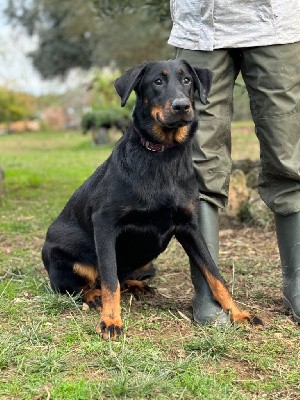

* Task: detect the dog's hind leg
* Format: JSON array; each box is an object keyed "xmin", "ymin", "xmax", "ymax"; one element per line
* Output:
[
  {"xmin": 175, "ymin": 226, "xmax": 263, "ymax": 327},
  {"xmin": 121, "ymin": 279, "xmax": 155, "ymax": 298},
  {"xmin": 121, "ymin": 262, "xmax": 156, "ymax": 298},
  {"xmin": 46, "ymin": 259, "xmax": 102, "ymax": 310},
  {"xmin": 46, "ymin": 260, "xmax": 84, "ymax": 295},
  {"xmin": 73, "ymin": 263, "xmax": 102, "ymax": 309},
  {"xmin": 126, "ymin": 263, "xmax": 156, "ymax": 281}
]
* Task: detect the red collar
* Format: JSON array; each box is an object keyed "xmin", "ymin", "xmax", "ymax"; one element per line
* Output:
[{"xmin": 138, "ymin": 132, "xmax": 176, "ymax": 152}]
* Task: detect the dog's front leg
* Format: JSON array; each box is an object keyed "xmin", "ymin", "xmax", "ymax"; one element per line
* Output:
[
  {"xmin": 175, "ymin": 226, "xmax": 263, "ymax": 326},
  {"xmin": 93, "ymin": 220, "xmax": 123, "ymax": 340}
]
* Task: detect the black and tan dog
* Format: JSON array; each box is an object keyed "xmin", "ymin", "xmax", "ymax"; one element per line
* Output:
[{"xmin": 42, "ymin": 60, "xmax": 262, "ymax": 339}]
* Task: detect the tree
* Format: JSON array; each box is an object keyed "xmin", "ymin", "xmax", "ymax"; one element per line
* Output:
[
  {"xmin": 6, "ymin": 0, "xmax": 172, "ymax": 78},
  {"xmin": 81, "ymin": 69, "xmax": 135, "ymax": 144},
  {"xmin": 0, "ymin": 87, "xmax": 36, "ymax": 122}
]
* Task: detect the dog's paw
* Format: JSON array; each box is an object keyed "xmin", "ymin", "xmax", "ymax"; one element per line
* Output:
[
  {"xmin": 82, "ymin": 288, "xmax": 102, "ymax": 310},
  {"xmin": 96, "ymin": 318, "xmax": 123, "ymax": 340},
  {"xmin": 230, "ymin": 310, "xmax": 264, "ymax": 328},
  {"xmin": 249, "ymin": 315, "xmax": 264, "ymax": 328},
  {"xmin": 87, "ymin": 296, "xmax": 102, "ymax": 310},
  {"xmin": 122, "ymin": 279, "xmax": 155, "ymax": 299}
]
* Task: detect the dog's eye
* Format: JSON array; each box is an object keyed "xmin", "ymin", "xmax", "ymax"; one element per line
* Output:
[
  {"xmin": 154, "ymin": 78, "xmax": 163, "ymax": 85},
  {"xmin": 183, "ymin": 77, "xmax": 191, "ymax": 84}
]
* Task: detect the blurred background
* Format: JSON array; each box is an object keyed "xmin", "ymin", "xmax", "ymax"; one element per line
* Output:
[
  {"xmin": 0, "ymin": 0, "xmax": 171, "ymax": 136},
  {"xmin": 0, "ymin": 0, "xmax": 251, "ymax": 138}
]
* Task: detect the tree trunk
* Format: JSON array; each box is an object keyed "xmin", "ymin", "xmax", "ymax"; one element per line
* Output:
[{"xmin": 92, "ymin": 128, "xmax": 109, "ymax": 145}]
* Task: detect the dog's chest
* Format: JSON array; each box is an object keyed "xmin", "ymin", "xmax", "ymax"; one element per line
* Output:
[{"xmin": 119, "ymin": 202, "xmax": 194, "ymax": 234}]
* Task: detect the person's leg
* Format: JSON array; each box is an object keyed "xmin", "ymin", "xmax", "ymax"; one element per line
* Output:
[
  {"xmin": 176, "ymin": 48, "xmax": 238, "ymax": 323},
  {"xmin": 242, "ymin": 42, "xmax": 300, "ymax": 321},
  {"xmin": 274, "ymin": 212, "xmax": 300, "ymax": 322},
  {"xmin": 192, "ymin": 200, "xmax": 228, "ymax": 323}
]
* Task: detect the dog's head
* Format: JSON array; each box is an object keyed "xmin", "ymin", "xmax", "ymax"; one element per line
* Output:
[{"xmin": 115, "ymin": 60, "xmax": 212, "ymax": 144}]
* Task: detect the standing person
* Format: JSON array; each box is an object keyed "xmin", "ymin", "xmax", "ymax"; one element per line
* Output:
[{"xmin": 168, "ymin": 1, "xmax": 300, "ymax": 324}]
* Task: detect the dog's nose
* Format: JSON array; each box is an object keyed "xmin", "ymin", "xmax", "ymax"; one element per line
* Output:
[{"xmin": 172, "ymin": 99, "xmax": 191, "ymax": 114}]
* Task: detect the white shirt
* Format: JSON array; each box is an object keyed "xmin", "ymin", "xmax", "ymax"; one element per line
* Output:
[{"xmin": 168, "ymin": 0, "xmax": 300, "ymax": 51}]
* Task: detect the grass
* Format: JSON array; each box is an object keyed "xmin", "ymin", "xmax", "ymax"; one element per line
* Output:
[{"xmin": 0, "ymin": 125, "xmax": 299, "ymax": 399}]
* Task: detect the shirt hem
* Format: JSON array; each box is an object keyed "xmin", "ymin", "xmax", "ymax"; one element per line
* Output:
[{"xmin": 168, "ymin": 35, "xmax": 300, "ymax": 52}]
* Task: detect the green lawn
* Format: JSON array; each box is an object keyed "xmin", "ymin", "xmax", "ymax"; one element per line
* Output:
[{"xmin": 0, "ymin": 127, "xmax": 299, "ymax": 399}]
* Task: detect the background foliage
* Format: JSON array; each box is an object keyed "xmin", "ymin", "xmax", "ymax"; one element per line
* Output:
[
  {"xmin": 0, "ymin": 87, "xmax": 37, "ymax": 122},
  {"xmin": 81, "ymin": 70, "xmax": 135, "ymax": 134},
  {"xmin": 5, "ymin": 0, "xmax": 251, "ymax": 121},
  {"xmin": 6, "ymin": 0, "xmax": 172, "ymax": 78}
]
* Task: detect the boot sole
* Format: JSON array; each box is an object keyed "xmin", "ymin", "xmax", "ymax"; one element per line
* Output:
[{"xmin": 283, "ymin": 296, "xmax": 300, "ymax": 323}]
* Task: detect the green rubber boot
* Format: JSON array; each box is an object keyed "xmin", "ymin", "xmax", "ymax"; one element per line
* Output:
[
  {"xmin": 190, "ymin": 200, "xmax": 230, "ymax": 324},
  {"xmin": 275, "ymin": 211, "xmax": 300, "ymax": 323}
]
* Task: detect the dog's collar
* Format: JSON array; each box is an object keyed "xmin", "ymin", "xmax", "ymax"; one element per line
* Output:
[{"xmin": 137, "ymin": 131, "xmax": 176, "ymax": 152}]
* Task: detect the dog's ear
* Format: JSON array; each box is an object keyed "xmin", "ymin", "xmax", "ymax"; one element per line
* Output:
[
  {"xmin": 114, "ymin": 64, "xmax": 147, "ymax": 107},
  {"xmin": 193, "ymin": 67, "xmax": 213, "ymax": 104},
  {"xmin": 181, "ymin": 60, "xmax": 213, "ymax": 105}
]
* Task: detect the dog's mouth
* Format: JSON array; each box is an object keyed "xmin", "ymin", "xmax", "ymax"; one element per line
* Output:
[{"xmin": 155, "ymin": 113, "xmax": 193, "ymax": 129}]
